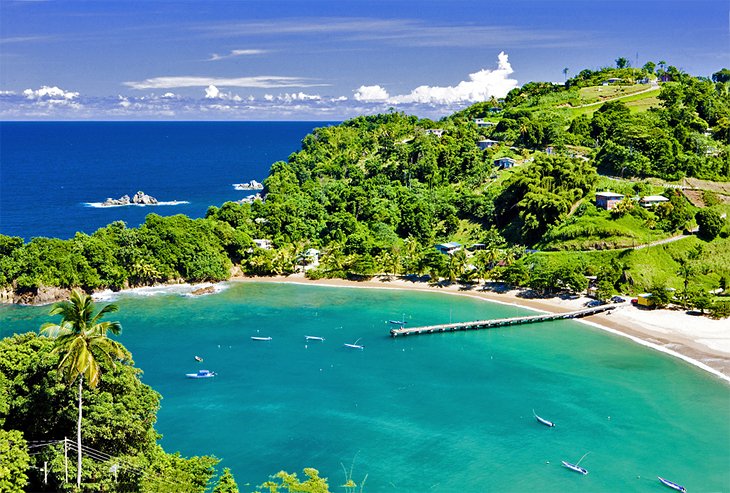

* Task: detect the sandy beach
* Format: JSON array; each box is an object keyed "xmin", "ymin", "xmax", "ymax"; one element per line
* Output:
[{"xmin": 231, "ymin": 273, "xmax": 730, "ymax": 383}]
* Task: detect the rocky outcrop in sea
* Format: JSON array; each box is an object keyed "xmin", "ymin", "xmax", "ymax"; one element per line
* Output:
[
  {"xmin": 233, "ymin": 180, "xmax": 264, "ymax": 191},
  {"xmin": 102, "ymin": 191, "xmax": 158, "ymax": 206}
]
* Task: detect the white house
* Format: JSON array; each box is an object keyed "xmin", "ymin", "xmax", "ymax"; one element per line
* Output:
[
  {"xmin": 494, "ymin": 157, "xmax": 517, "ymax": 169},
  {"xmin": 477, "ymin": 139, "xmax": 499, "ymax": 150},
  {"xmin": 252, "ymin": 239, "xmax": 272, "ymax": 250},
  {"xmin": 425, "ymin": 129, "xmax": 444, "ymax": 137},
  {"xmin": 595, "ymin": 191, "xmax": 625, "ymax": 210},
  {"xmin": 640, "ymin": 195, "xmax": 670, "ymax": 208},
  {"xmin": 435, "ymin": 242, "xmax": 462, "ymax": 255},
  {"xmin": 474, "ymin": 119, "xmax": 496, "ymax": 128}
]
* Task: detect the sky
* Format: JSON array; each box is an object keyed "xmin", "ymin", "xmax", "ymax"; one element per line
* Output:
[{"xmin": 1, "ymin": 0, "xmax": 728, "ymax": 121}]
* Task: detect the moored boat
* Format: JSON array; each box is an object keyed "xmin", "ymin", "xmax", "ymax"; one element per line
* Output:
[
  {"xmin": 533, "ymin": 410, "xmax": 555, "ymax": 427},
  {"xmin": 194, "ymin": 355, "xmax": 203, "ymax": 362},
  {"xmin": 561, "ymin": 461, "xmax": 588, "ymax": 475},
  {"xmin": 186, "ymin": 369, "xmax": 216, "ymax": 379},
  {"xmin": 251, "ymin": 336, "xmax": 272, "ymax": 341},
  {"xmin": 305, "ymin": 335, "xmax": 325, "ymax": 341},
  {"xmin": 658, "ymin": 477, "xmax": 687, "ymax": 492},
  {"xmin": 388, "ymin": 320, "xmax": 407, "ymax": 325}
]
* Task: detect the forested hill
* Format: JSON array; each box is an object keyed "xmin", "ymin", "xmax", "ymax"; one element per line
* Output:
[{"xmin": 1, "ymin": 63, "xmax": 729, "ymax": 309}]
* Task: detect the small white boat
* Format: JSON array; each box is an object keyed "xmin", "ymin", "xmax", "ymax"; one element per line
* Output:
[
  {"xmin": 388, "ymin": 320, "xmax": 407, "ymax": 325},
  {"xmin": 251, "ymin": 336, "xmax": 272, "ymax": 341},
  {"xmin": 533, "ymin": 410, "xmax": 555, "ymax": 427},
  {"xmin": 305, "ymin": 335, "xmax": 325, "ymax": 341},
  {"xmin": 658, "ymin": 477, "xmax": 687, "ymax": 492},
  {"xmin": 561, "ymin": 461, "xmax": 588, "ymax": 475},
  {"xmin": 344, "ymin": 343, "xmax": 364, "ymax": 349},
  {"xmin": 194, "ymin": 355, "xmax": 203, "ymax": 362},
  {"xmin": 186, "ymin": 369, "xmax": 216, "ymax": 379}
]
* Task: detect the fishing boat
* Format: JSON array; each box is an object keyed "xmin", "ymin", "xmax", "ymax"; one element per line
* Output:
[
  {"xmin": 533, "ymin": 410, "xmax": 555, "ymax": 427},
  {"xmin": 305, "ymin": 335, "xmax": 325, "ymax": 341},
  {"xmin": 251, "ymin": 336, "xmax": 272, "ymax": 341},
  {"xmin": 344, "ymin": 338, "xmax": 364, "ymax": 349},
  {"xmin": 194, "ymin": 355, "xmax": 203, "ymax": 362},
  {"xmin": 562, "ymin": 452, "xmax": 589, "ymax": 475},
  {"xmin": 561, "ymin": 461, "xmax": 588, "ymax": 475},
  {"xmin": 185, "ymin": 369, "xmax": 216, "ymax": 379},
  {"xmin": 658, "ymin": 477, "xmax": 687, "ymax": 492},
  {"xmin": 388, "ymin": 319, "xmax": 407, "ymax": 325}
]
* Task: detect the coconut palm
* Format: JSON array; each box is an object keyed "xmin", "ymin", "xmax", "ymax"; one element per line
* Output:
[{"xmin": 40, "ymin": 289, "xmax": 128, "ymax": 488}]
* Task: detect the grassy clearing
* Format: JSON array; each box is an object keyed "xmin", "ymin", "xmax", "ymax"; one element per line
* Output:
[
  {"xmin": 578, "ymin": 84, "xmax": 653, "ymax": 104},
  {"xmin": 564, "ymin": 87, "xmax": 661, "ymax": 118},
  {"xmin": 534, "ymin": 236, "xmax": 729, "ymax": 294}
]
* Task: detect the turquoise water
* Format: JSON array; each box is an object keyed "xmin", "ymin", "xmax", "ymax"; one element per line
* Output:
[{"xmin": 2, "ymin": 282, "xmax": 729, "ymax": 492}]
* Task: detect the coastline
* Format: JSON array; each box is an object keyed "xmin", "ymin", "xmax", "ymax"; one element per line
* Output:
[{"xmin": 230, "ymin": 273, "xmax": 730, "ymax": 383}]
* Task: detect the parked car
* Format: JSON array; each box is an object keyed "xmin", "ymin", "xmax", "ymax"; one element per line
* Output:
[
  {"xmin": 584, "ymin": 299, "xmax": 603, "ymax": 307},
  {"xmin": 610, "ymin": 296, "xmax": 625, "ymax": 303}
]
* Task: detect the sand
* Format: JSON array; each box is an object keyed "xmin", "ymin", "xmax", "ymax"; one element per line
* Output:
[{"xmin": 231, "ymin": 273, "xmax": 730, "ymax": 383}]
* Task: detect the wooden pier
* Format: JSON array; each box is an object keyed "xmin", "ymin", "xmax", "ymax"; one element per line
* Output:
[{"xmin": 390, "ymin": 304, "xmax": 616, "ymax": 337}]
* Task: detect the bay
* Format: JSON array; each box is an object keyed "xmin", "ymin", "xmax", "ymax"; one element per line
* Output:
[{"xmin": 2, "ymin": 282, "xmax": 728, "ymax": 492}]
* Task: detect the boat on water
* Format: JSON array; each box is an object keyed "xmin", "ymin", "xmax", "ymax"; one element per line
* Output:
[
  {"xmin": 344, "ymin": 343, "xmax": 364, "ymax": 349},
  {"xmin": 251, "ymin": 336, "xmax": 272, "ymax": 341},
  {"xmin": 194, "ymin": 355, "xmax": 203, "ymax": 362},
  {"xmin": 533, "ymin": 410, "xmax": 555, "ymax": 427},
  {"xmin": 185, "ymin": 369, "xmax": 216, "ymax": 379},
  {"xmin": 658, "ymin": 477, "xmax": 687, "ymax": 492},
  {"xmin": 388, "ymin": 319, "xmax": 407, "ymax": 325},
  {"xmin": 305, "ymin": 335, "xmax": 325, "ymax": 341},
  {"xmin": 561, "ymin": 461, "xmax": 588, "ymax": 475}
]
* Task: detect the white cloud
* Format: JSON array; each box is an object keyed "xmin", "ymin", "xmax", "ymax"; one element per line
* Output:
[
  {"xmin": 118, "ymin": 95, "xmax": 131, "ymax": 108},
  {"xmin": 0, "ymin": 90, "xmax": 16, "ymax": 96},
  {"xmin": 207, "ymin": 49, "xmax": 268, "ymax": 61},
  {"xmin": 264, "ymin": 94, "xmax": 274, "ymax": 101},
  {"xmin": 356, "ymin": 52, "xmax": 518, "ymax": 105},
  {"xmin": 354, "ymin": 85, "xmax": 389, "ymax": 102},
  {"xmin": 23, "ymin": 85, "xmax": 79, "ymax": 100},
  {"xmin": 205, "ymin": 84, "xmax": 220, "ymax": 99},
  {"xmin": 204, "ymin": 84, "xmax": 242, "ymax": 101},
  {"xmin": 125, "ymin": 75, "xmax": 326, "ymax": 90}
]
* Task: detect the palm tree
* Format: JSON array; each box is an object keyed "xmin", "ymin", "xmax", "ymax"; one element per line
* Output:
[
  {"xmin": 562, "ymin": 67, "xmax": 569, "ymax": 82},
  {"xmin": 40, "ymin": 289, "xmax": 128, "ymax": 489}
]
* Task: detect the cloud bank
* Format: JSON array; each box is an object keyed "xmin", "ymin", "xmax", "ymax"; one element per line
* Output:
[
  {"xmin": 1, "ymin": 53, "xmax": 519, "ymax": 120},
  {"xmin": 355, "ymin": 52, "xmax": 518, "ymax": 104}
]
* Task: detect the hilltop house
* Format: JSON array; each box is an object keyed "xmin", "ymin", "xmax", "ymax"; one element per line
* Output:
[
  {"xmin": 477, "ymin": 139, "xmax": 499, "ymax": 150},
  {"xmin": 602, "ymin": 78, "xmax": 622, "ymax": 85},
  {"xmin": 435, "ymin": 242, "xmax": 461, "ymax": 255},
  {"xmin": 595, "ymin": 191, "xmax": 625, "ymax": 210},
  {"xmin": 425, "ymin": 129, "xmax": 444, "ymax": 137},
  {"xmin": 640, "ymin": 195, "xmax": 669, "ymax": 208},
  {"xmin": 494, "ymin": 157, "xmax": 517, "ymax": 169}
]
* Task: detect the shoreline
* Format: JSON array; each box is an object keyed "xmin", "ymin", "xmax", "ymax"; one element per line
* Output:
[{"xmin": 230, "ymin": 274, "xmax": 730, "ymax": 383}]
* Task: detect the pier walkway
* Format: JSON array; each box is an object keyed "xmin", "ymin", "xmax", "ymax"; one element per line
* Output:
[{"xmin": 390, "ymin": 304, "xmax": 616, "ymax": 337}]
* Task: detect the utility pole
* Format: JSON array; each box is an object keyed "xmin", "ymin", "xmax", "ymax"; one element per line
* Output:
[
  {"xmin": 43, "ymin": 461, "xmax": 48, "ymax": 484},
  {"xmin": 64, "ymin": 437, "xmax": 68, "ymax": 484}
]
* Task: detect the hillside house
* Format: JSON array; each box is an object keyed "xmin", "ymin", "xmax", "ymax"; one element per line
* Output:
[
  {"xmin": 477, "ymin": 139, "xmax": 499, "ymax": 150},
  {"xmin": 425, "ymin": 129, "xmax": 444, "ymax": 137},
  {"xmin": 252, "ymin": 239, "xmax": 272, "ymax": 250},
  {"xmin": 602, "ymin": 78, "xmax": 622, "ymax": 85},
  {"xmin": 640, "ymin": 195, "xmax": 669, "ymax": 208},
  {"xmin": 595, "ymin": 191, "xmax": 625, "ymax": 210},
  {"xmin": 494, "ymin": 157, "xmax": 517, "ymax": 169},
  {"xmin": 474, "ymin": 119, "xmax": 496, "ymax": 128},
  {"xmin": 435, "ymin": 242, "xmax": 461, "ymax": 255}
]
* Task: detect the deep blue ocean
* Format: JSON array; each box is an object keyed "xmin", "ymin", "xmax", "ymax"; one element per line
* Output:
[{"xmin": 0, "ymin": 121, "xmax": 333, "ymax": 240}]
